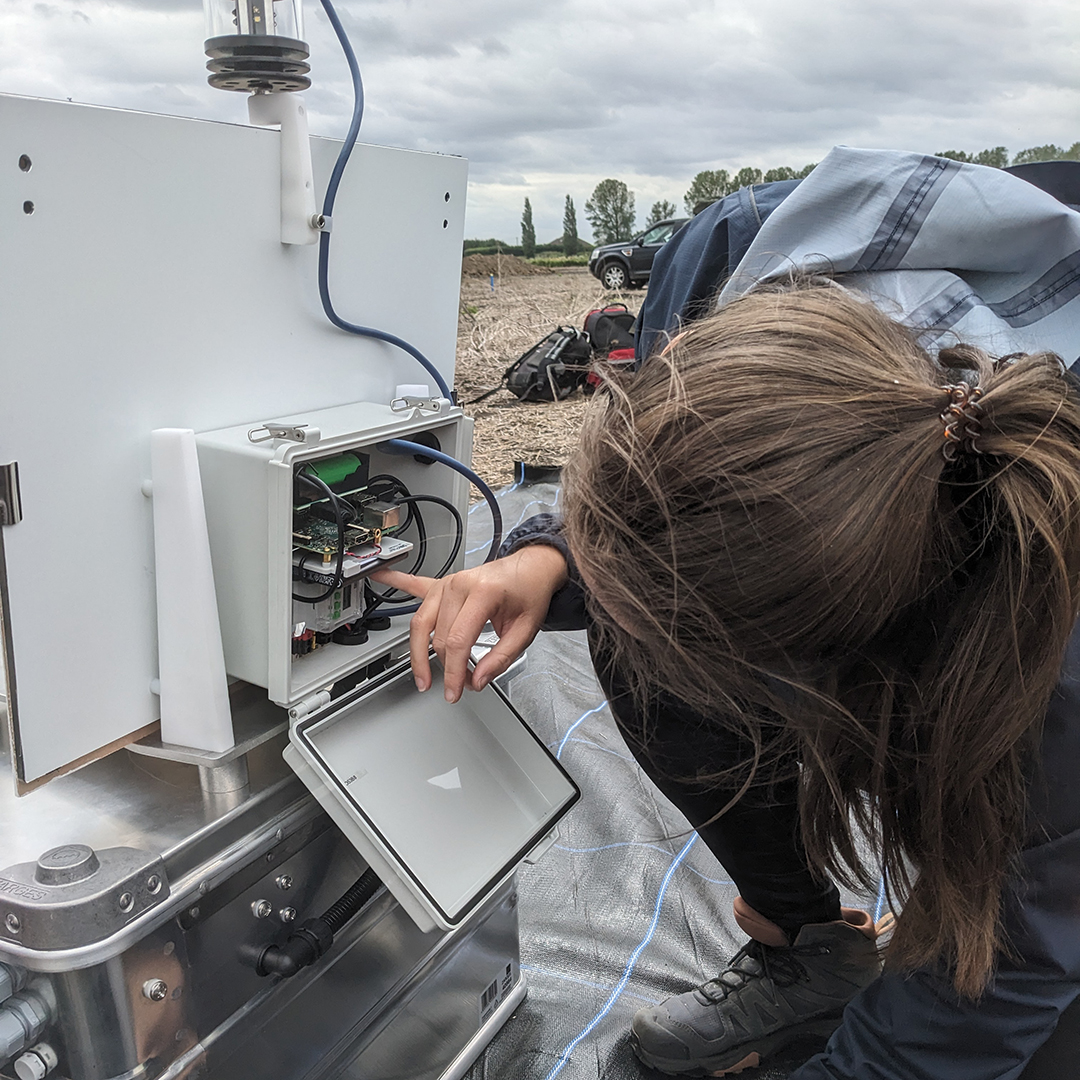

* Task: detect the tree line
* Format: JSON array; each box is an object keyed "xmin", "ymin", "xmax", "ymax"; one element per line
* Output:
[{"xmin": 497, "ymin": 141, "xmax": 1080, "ymax": 252}]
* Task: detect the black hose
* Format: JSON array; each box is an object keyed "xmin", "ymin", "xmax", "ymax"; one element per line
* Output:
[
  {"xmin": 321, "ymin": 870, "xmax": 381, "ymax": 935},
  {"xmin": 255, "ymin": 867, "xmax": 382, "ymax": 978}
]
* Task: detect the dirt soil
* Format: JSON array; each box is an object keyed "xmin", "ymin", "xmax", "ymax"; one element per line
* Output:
[{"xmin": 455, "ymin": 267, "xmax": 638, "ymax": 490}]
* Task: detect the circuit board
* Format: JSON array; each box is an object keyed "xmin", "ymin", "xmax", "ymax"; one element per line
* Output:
[{"xmin": 291, "ymin": 509, "xmax": 388, "ymax": 561}]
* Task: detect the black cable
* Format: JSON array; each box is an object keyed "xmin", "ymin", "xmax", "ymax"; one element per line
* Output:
[
  {"xmin": 362, "ymin": 494, "xmax": 463, "ymax": 613},
  {"xmin": 254, "ymin": 867, "xmax": 382, "ymax": 979},
  {"xmin": 292, "ymin": 469, "xmax": 349, "ymax": 604}
]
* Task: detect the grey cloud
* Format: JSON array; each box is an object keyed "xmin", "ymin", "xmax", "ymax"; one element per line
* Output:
[{"xmin": 3, "ymin": 0, "xmax": 1078, "ymax": 241}]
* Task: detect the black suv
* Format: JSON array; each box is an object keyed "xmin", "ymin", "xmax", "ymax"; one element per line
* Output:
[{"xmin": 588, "ymin": 218, "xmax": 689, "ymax": 290}]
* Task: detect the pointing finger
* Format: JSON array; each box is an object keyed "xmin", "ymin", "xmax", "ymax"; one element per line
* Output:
[{"xmin": 371, "ymin": 569, "xmax": 433, "ymax": 599}]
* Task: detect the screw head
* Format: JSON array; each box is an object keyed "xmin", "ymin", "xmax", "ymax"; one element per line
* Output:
[
  {"xmin": 275, "ymin": 874, "xmax": 293, "ymax": 891},
  {"xmin": 279, "ymin": 907, "xmax": 297, "ymax": 924},
  {"xmin": 147, "ymin": 874, "xmax": 162, "ymax": 895},
  {"xmin": 251, "ymin": 899, "xmax": 273, "ymax": 919},
  {"xmin": 5, "ymin": 913, "xmax": 20, "ymax": 934},
  {"xmin": 118, "ymin": 892, "xmax": 135, "ymax": 913},
  {"xmin": 143, "ymin": 979, "xmax": 168, "ymax": 1002}
]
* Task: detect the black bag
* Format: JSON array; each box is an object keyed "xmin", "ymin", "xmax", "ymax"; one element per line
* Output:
[
  {"xmin": 470, "ymin": 326, "xmax": 592, "ymax": 403},
  {"xmin": 583, "ymin": 303, "xmax": 636, "ymax": 356}
]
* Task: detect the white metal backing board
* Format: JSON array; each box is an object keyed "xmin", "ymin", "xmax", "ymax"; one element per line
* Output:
[{"xmin": 0, "ymin": 94, "xmax": 468, "ymax": 786}]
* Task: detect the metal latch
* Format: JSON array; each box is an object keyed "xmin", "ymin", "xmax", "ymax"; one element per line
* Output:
[
  {"xmin": 390, "ymin": 396, "xmax": 447, "ymax": 415},
  {"xmin": 0, "ymin": 462, "xmax": 21, "ymax": 526},
  {"xmin": 248, "ymin": 424, "xmax": 322, "ymax": 446}
]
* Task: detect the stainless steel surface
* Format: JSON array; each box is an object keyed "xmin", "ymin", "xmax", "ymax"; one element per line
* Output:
[
  {"xmin": 0, "ymin": 721, "xmax": 528, "ymax": 1080},
  {"xmin": 128, "ymin": 683, "xmax": 287, "ymax": 767},
  {"xmin": 0, "ymin": 847, "xmax": 168, "ymax": 952},
  {"xmin": 177, "ymin": 878, "xmax": 522, "ymax": 1080},
  {"xmin": 307, "ymin": 881, "xmax": 522, "ymax": 1080},
  {"xmin": 251, "ymin": 900, "xmax": 273, "ymax": 920},
  {"xmin": 0, "ymin": 732, "xmax": 314, "ymax": 972},
  {"xmin": 441, "ymin": 979, "xmax": 528, "ymax": 1080},
  {"xmin": 198, "ymin": 757, "xmax": 250, "ymax": 794}
]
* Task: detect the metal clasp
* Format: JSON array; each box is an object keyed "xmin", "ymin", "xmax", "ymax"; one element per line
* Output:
[
  {"xmin": 390, "ymin": 396, "xmax": 446, "ymax": 415},
  {"xmin": 247, "ymin": 424, "xmax": 321, "ymax": 446}
]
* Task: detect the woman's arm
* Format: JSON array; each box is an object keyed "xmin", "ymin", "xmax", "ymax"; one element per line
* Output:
[{"xmin": 372, "ymin": 542, "xmax": 569, "ymax": 703}]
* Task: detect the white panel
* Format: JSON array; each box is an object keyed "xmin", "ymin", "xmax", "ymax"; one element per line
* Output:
[{"xmin": 0, "ymin": 94, "xmax": 467, "ymax": 784}]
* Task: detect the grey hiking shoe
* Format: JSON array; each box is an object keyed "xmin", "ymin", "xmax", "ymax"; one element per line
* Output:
[{"xmin": 630, "ymin": 910, "xmax": 882, "ymax": 1076}]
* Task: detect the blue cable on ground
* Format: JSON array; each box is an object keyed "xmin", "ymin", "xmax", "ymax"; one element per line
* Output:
[
  {"xmin": 555, "ymin": 701, "xmax": 609, "ymax": 760},
  {"xmin": 542, "ymin": 835, "xmax": 698, "ymax": 1080},
  {"xmin": 317, "ymin": 0, "xmax": 453, "ymax": 400},
  {"xmin": 874, "ymin": 875, "xmax": 887, "ymax": 923}
]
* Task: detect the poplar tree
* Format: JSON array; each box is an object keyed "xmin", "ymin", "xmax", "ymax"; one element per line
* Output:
[
  {"xmin": 521, "ymin": 197, "xmax": 536, "ymax": 258},
  {"xmin": 562, "ymin": 195, "xmax": 580, "ymax": 255}
]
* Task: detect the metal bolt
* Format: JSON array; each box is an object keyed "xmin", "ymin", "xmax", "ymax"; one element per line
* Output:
[
  {"xmin": 187, "ymin": 906, "xmax": 200, "ymax": 920},
  {"xmin": 5, "ymin": 913, "xmax": 20, "ymax": 934},
  {"xmin": 265, "ymin": 852, "xmax": 275, "ymax": 863},
  {"xmin": 118, "ymin": 892, "xmax": 135, "ymax": 913},
  {"xmin": 251, "ymin": 899, "xmax": 273, "ymax": 919},
  {"xmin": 279, "ymin": 907, "xmax": 296, "ymax": 924},
  {"xmin": 275, "ymin": 874, "xmax": 293, "ymax": 891},
  {"xmin": 143, "ymin": 979, "xmax": 168, "ymax": 1002},
  {"xmin": 147, "ymin": 874, "xmax": 162, "ymax": 895}
]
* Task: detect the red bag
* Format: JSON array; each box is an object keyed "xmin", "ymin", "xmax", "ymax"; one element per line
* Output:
[
  {"xmin": 583, "ymin": 304, "xmax": 635, "ymax": 356},
  {"xmin": 585, "ymin": 347, "xmax": 636, "ymax": 393}
]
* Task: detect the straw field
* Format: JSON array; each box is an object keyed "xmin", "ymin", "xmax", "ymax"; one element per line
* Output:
[{"xmin": 455, "ymin": 263, "xmax": 637, "ymax": 489}]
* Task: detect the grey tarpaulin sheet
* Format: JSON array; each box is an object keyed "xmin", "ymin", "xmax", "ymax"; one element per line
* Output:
[{"xmin": 461, "ymin": 480, "xmax": 879, "ymax": 1080}]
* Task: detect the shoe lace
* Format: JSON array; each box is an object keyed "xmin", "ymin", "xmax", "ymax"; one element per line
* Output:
[{"xmin": 697, "ymin": 940, "xmax": 831, "ymax": 1003}]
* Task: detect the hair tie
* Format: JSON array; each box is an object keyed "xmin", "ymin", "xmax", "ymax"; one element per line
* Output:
[{"xmin": 940, "ymin": 382, "xmax": 984, "ymax": 462}]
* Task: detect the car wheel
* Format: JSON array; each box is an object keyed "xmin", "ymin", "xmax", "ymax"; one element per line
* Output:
[{"xmin": 600, "ymin": 261, "xmax": 629, "ymax": 291}]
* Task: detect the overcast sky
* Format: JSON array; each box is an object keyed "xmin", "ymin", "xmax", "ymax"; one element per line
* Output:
[{"xmin": 2, "ymin": 0, "xmax": 1078, "ymax": 242}]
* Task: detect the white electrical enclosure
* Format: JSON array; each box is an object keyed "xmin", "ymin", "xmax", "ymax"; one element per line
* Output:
[
  {"xmin": 284, "ymin": 660, "xmax": 580, "ymax": 932},
  {"xmin": 196, "ymin": 402, "xmax": 472, "ymax": 708},
  {"xmin": 0, "ymin": 94, "xmax": 467, "ymax": 788}
]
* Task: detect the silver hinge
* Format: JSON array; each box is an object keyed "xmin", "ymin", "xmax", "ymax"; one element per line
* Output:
[
  {"xmin": 0, "ymin": 462, "xmax": 21, "ymax": 526},
  {"xmin": 288, "ymin": 689, "xmax": 332, "ymax": 722},
  {"xmin": 248, "ymin": 424, "xmax": 322, "ymax": 446}
]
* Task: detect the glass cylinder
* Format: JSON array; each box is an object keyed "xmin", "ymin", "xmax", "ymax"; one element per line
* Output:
[{"xmin": 204, "ymin": 0, "xmax": 310, "ymax": 92}]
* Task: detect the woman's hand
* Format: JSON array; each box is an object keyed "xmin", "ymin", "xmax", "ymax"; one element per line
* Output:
[{"xmin": 371, "ymin": 544, "xmax": 569, "ymax": 703}]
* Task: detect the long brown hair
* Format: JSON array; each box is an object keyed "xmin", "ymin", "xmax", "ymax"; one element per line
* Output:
[{"xmin": 563, "ymin": 284, "xmax": 1080, "ymax": 996}]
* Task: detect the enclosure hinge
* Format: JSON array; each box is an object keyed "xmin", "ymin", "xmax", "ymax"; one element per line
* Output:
[
  {"xmin": 0, "ymin": 462, "xmax": 22, "ymax": 526},
  {"xmin": 288, "ymin": 689, "xmax": 333, "ymax": 723}
]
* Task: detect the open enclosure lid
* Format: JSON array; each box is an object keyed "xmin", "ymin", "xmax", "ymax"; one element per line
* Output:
[{"xmin": 284, "ymin": 660, "xmax": 579, "ymax": 932}]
